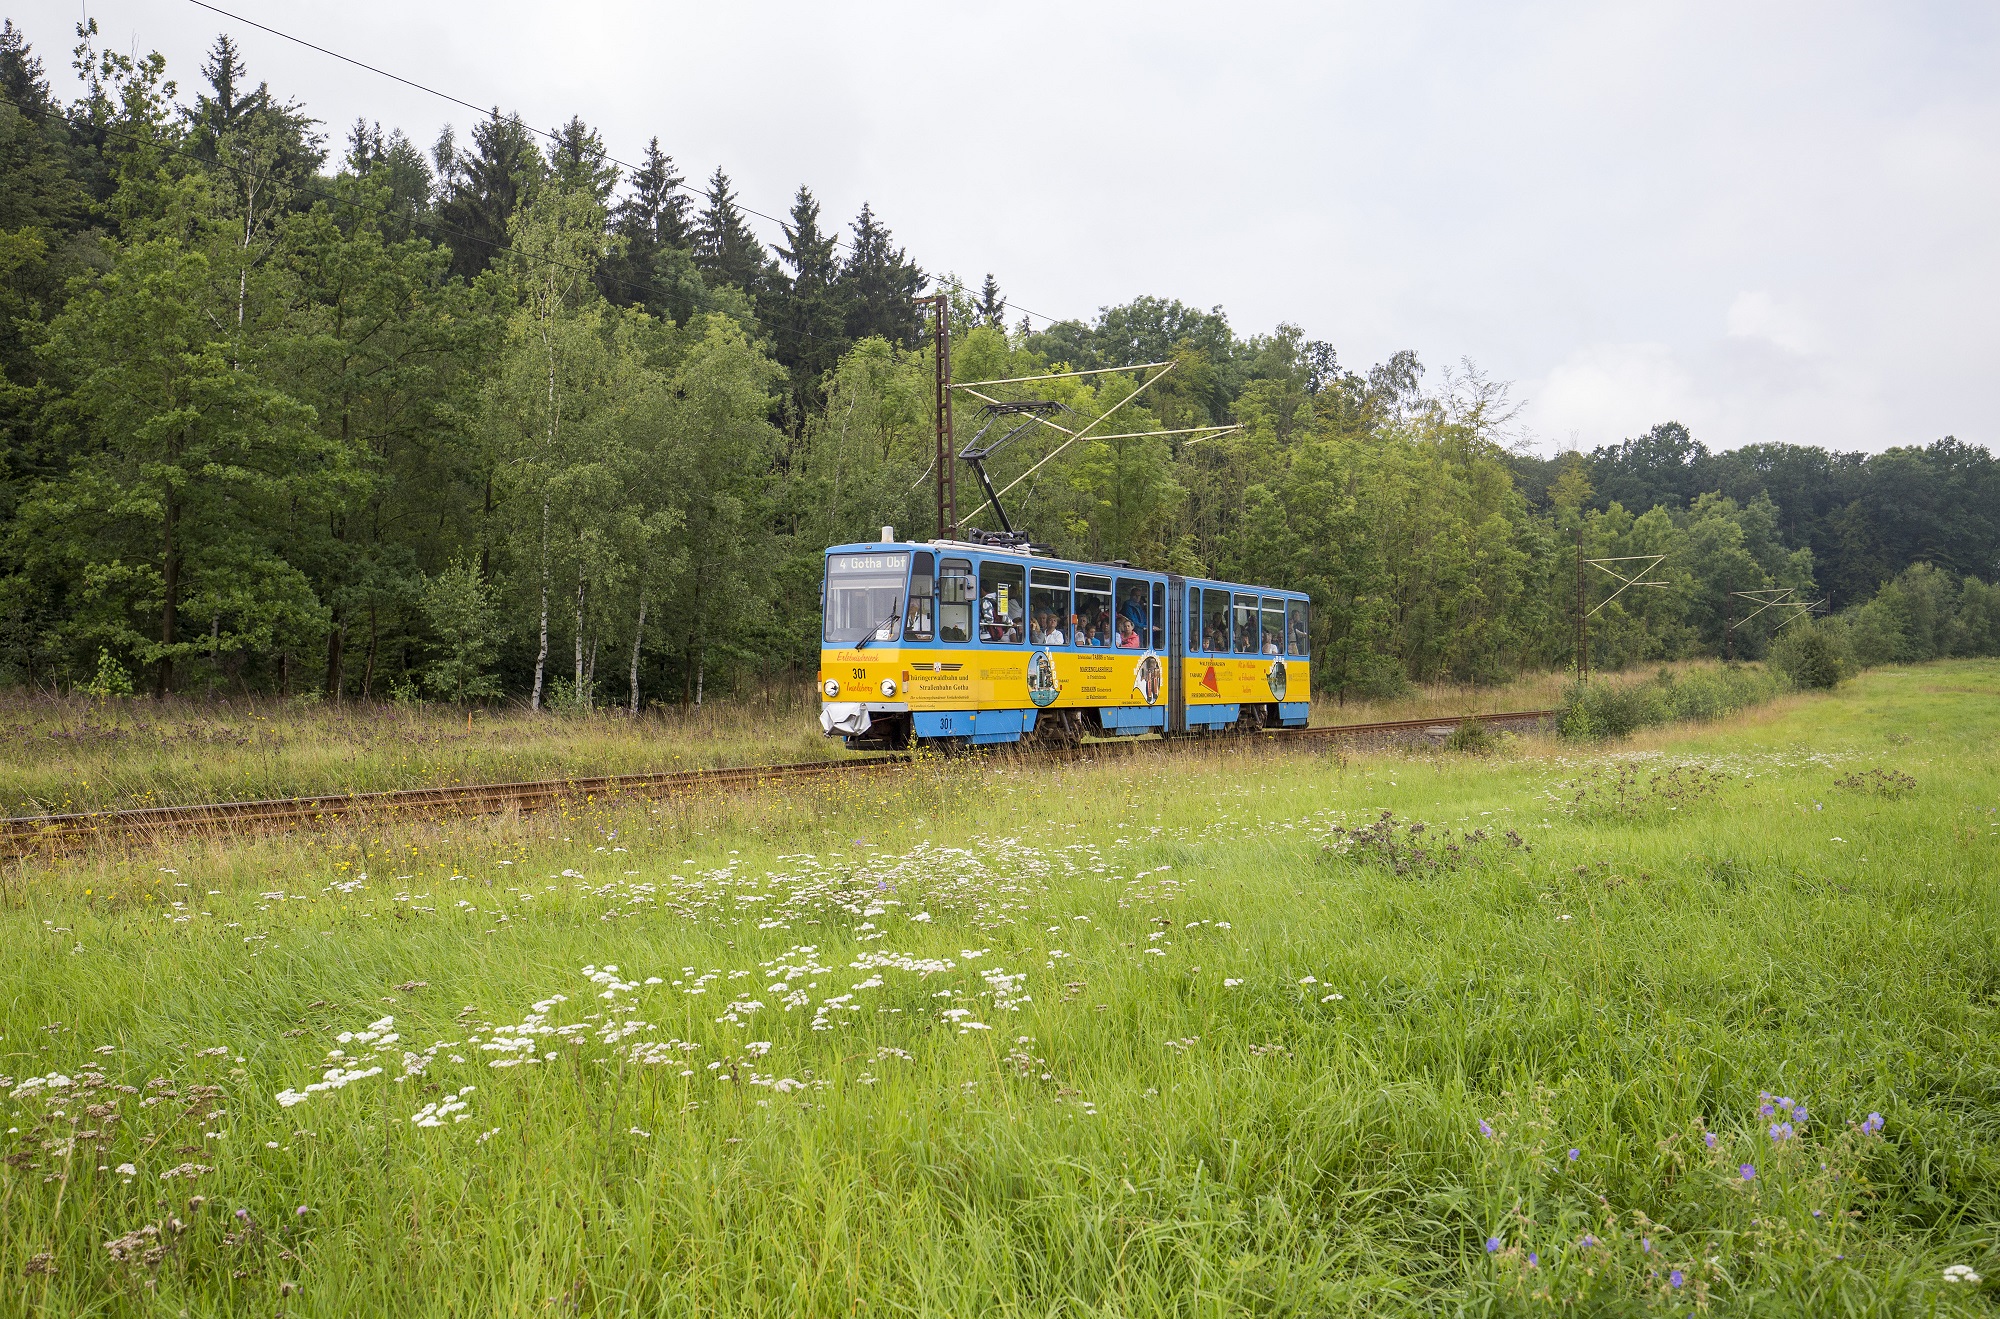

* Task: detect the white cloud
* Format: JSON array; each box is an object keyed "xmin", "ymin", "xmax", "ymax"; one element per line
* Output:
[
  {"xmin": 1725, "ymin": 291, "xmax": 1821, "ymax": 355},
  {"xmin": 1533, "ymin": 344, "xmax": 1699, "ymax": 450}
]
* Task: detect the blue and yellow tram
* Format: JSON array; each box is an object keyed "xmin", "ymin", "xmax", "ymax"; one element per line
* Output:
[{"xmin": 817, "ymin": 531, "xmax": 1310, "ymax": 749}]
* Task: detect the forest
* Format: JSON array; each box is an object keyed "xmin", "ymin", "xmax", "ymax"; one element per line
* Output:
[{"xmin": 2, "ymin": 19, "xmax": 1997, "ymax": 708}]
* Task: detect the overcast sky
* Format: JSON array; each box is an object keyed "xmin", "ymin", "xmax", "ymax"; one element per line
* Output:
[{"xmin": 15, "ymin": 0, "xmax": 1999, "ymax": 455}]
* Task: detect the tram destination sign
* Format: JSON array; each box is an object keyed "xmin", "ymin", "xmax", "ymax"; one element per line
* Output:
[{"xmin": 831, "ymin": 554, "xmax": 906, "ymax": 574}]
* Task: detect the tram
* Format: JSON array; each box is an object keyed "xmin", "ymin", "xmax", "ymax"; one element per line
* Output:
[{"xmin": 817, "ymin": 528, "xmax": 1310, "ymax": 750}]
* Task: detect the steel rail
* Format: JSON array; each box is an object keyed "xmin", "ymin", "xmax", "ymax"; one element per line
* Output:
[{"xmin": 1, "ymin": 709, "xmax": 1553, "ymax": 857}]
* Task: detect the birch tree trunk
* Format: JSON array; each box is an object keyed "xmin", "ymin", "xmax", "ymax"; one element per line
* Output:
[
  {"xmin": 573, "ymin": 568, "xmax": 587, "ymax": 706},
  {"xmin": 628, "ymin": 596, "xmax": 645, "ymax": 715},
  {"xmin": 530, "ymin": 497, "xmax": 550, "ymax": 710}
]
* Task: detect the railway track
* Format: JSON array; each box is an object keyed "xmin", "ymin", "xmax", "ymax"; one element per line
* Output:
[{"xmin": 1, "ymin": 708, "xmax": 1553, "ymax": 857}]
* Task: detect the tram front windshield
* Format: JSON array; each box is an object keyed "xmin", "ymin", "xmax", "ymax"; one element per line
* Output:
[{"xmin": 823, "ymin": 552, "xmax": 909, "ymax": 645}]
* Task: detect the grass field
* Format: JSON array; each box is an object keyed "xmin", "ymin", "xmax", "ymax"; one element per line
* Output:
[
  {"xmin": 2, "ymin": 662, "xmax": 1996, "ymax": 1315},
  {"xmin": 4, "ymin": 664, "xmax": 1638, "ymax": 818}
]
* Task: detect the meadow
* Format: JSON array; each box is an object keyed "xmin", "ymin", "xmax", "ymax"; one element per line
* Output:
[
  {"xmin": 1, "ymin": 663, "xmax": 1996, "ymax": 1315},
  {"xmin": 6, "ymin": 664, "xmax": 1618, "ymax": 818}
]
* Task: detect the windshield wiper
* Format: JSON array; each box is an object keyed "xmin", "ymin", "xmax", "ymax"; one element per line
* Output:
[{"xmin": 854, "ymin": 609, "xmax": 902, "ymax": 650}]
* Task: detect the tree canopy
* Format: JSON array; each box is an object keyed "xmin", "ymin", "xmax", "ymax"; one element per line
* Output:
[{"xmin": 0, "ymin": 19, "xmax": 1994, "ymax": 704}]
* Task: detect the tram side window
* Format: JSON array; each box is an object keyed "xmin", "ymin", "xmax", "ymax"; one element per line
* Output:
[
  {"xmin": 1288, "ymin": 599, "xmax": 1310, "ymax": 656},
  {"xmin": 1115, "ymin": 578, "xmax": 1149, "ymax": 649},
  {"xmin": 1151, "ymin": 581, "xmax": 1166, "ymax": 650},
  {"xmin": 1074, "ymin": 574, "xmax": 1113, "ymax": 647},
  {"xmin": 979, "ymin": 561, "xmax": 1027, "ymax": 644},
  {"xmin": 938, "ymin": 558, "xmax": 975, "ymax": 643},
  {"xmin": 1029, "ymin": 568, "xmax": 1070, "ymax": 645},
  {"xmin": 1233, "ymin": 594, "xmax": 1259, "ymax": 653},
  {"xmin": 903, "ymin": 552, "xmax": 935, "ymax": 641},
  {"xmin": 1261, "ymin": 597, "xmax": 1285, "ymax": 655},
  {"xmin": 1201, "ymin": 588, "xmax": 1230, "ymax": 654}
]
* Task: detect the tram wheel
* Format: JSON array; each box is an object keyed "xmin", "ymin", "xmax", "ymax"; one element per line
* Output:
[{"xmin": 1029, "ymin": 711, "xmax": 1084, "ymax": 749}]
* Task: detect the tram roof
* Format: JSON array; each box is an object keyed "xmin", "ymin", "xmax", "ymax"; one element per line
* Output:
[{"xmin": 823, "ymin": 540, "xmax": 1307, "ymax": 597}]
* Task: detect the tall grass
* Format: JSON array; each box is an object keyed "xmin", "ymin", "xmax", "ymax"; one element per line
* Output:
[
  {"xmin": 0, "ymin": 689, "xmax": 836, "ymax": 817},
  {"xmin": 2, "ymin": 662, "xmax": 1994, "ymax": 1313},
  {"xmin": 5, "ymin": 666, "xmax": 1665, "ymax": 819}
]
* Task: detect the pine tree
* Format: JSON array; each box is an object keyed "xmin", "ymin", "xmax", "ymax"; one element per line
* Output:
[
  {"xmin": 838, "ymin": 203, "xmax": 924, "ymax": 346},
  {"xmin": 184, "ymin": 34, "xmax": 323, "ymax": 181},
  {"xmin": 0, "ymin": 21, "xmax": 80, "ymax": 233},
  {"xmin": 0, "ymin": 15, "xmax": 90, "ymax": 592},
  {"xmin": 769, "ymin": 185, "xmax": 851, "ymax": 420},
  {"xmin": 548, "ymin": 115, "xmax": 619, "ymax": 204},
  {"xmin": 977, "ymin": 273, "xmax": 1005, "ymax": 329},
  {"xmin": 0, "ymin": 19, "xmax": 55, "ymax": 120},
  {"xmin": 341, "ymin": 120, "xmax": 432, "ymax": 241},
  {"xmin": 692, "ymin": 167, "xmax": 770, "ymax": 294},
  {"xmin": 194, "ymin": 34, "xmax": 248, "ymax": 132},
  {"xmin": 602, "ymin": 137, "xmax": 687, "ymax": 310},
  {"xmin": 433, "ymin": 112, "xmax": 547, "ymax": 280}
]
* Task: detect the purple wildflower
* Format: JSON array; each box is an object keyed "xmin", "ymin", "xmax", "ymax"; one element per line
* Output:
[
  {"xmin": 1642, "ymin": 1237, "xmax": 1652, "ymax": 1253},
  {"xmin": 1486, "ymin": 1237, "xmax": 1502, "ymax": 1254},
  {"xmin": 1792, "ymin": 1106, "xmax": 1807, "ymax": 1125},
  {"xmin": 1669, "ymin": 1269, "xmax": 1685, "ymax": 1288},
  {"xmin": 1861, "ymin": 1112, "xmax": 1884, "ymax": 1135},
  {"xmin": 1479, "ymin": 1119, "xmax": 1494, "ymax": 1139},
  {"xmin": 1568, "ymin": 1148, "xmax": 1580, "ymax": 1162},
  {"xmin": 235, "ymin": 1207, "xmax": 252, "ymax": 1223},
  {"xmin": 1528, "ymin": 1252, "xmax": 1539, "ymax": 1267},
  {"xmin": 296, "ymin": 1205, "xmax": 310, "ymax": 1217},
  {"xmin": 1704, "ymin": 1132, "xmax": 1718, "ymax": 1149},
  {"xmin": 1769, "ymin": 1122, "xmax": 1794, "ymax": 1143},
  {"xmin": 1740, "ymin": 1164, "xmax": 1756, "ymax": 1180},
  {"xmin": 1759, "ymin": 1102, "xmax": 1775, "ymax": 1118},
  {"xmin": 1580, "ymin": 1235, "xmax": 1598, "ymax": 1249}
]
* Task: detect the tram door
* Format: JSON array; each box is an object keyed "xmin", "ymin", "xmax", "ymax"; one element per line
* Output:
[{"xmin": 1165, "ymin": 573, "xmax": 1187, "ymax": 734}]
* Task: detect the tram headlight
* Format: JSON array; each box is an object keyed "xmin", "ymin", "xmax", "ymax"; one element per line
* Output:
[
  {"xmin": 880, "ymin": 678, "xmax": 897, "ymax": 697},
  {"xmin": 822, "ymin": 678, "xmax": 840, "ymax": 698}
]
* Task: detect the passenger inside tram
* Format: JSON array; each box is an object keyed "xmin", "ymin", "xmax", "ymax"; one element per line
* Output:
[
  {"xmin": 1119, "ymin": 587, "xmax": 1148, "ymax": 634},
  {"xmin": 979, "ymin": 592, "xmax": 1024, "ymax": 643},
  {"xmin": 1117, "ymin": 616, "xmax": 1142, "ymax": 648}
]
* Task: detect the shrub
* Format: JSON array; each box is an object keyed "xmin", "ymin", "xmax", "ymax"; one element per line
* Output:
[
  {"xmin": 1558, "ymin": 664, "xmax": 1785, "ymax": 740},
  {"xmin": 1557, "ymin": 681, "xmax": 1649, "ymax": 739},
  {"xmin": 1445, "ymin": 717, "xmax": 1494, "ymax": 754},
  {"xmin": 84, "ymin": 647, "xmax": 134, "ymax": 699},
  {"xmin": 1769, "ymin": 623, "xmax": 1846, "ymax": 690}
]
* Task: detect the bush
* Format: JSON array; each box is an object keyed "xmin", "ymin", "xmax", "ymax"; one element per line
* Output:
[
  {"xmin": 1557, "ymin": 681, "xmax": 1650, "ymax": 739},
  {"xmin": 1769, "ymin": 624, "xmax": 1846, "ymax": 690},
  {"xmin": 1445, "ymin": 717, "xmax": 1494, "ymax": 753},
  {"xmin": 83, "ymin": 648, "xmax": 134, "ymax": 699},
  {"xmin": 1558, "ymin": 663, "xmax": 1786, "ymax": 740}
]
